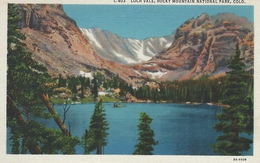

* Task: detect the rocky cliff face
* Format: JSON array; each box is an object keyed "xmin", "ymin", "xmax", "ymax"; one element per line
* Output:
[
  {"xmin": 15, "ymin": 4, "xmax": 254, "ymax": 85},
  {"xmin": 17, "ymin": 4, "xmax": 98, "ymax": 77},
  {"xmin": 16, "ymin": 4, "xmax": 139, "ymax": 82},
  {"xmin": 135, "ymin": 13, "xmax": 254, "ymax": 80}
]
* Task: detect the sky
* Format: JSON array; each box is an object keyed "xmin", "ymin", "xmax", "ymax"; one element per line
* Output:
[{"xmin": 63, "ymin": 5, "xmax": 253, "ymax": 40}]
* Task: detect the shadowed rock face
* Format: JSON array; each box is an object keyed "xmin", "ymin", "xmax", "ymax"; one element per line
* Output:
[
  {"xmin": 15, "ymin": 4, "xmax": 253, "ymax": 85},
  {"xmin": 137, "ymin": 13, "xmax": 254, "ymax": 80},
  {"xmin": 15, "ymin": 4, "xmax": 139, "ymax": 82},
  {"xmin": 17, "ymin": 4, "xmax": 98, "ymax": 77}
]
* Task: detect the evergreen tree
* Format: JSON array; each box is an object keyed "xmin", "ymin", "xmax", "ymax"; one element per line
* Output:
[
  {"xmin": 8, "ymin": 3, "xmax": 48, "ymax": 154},
  {"xmin": 91, "ymin": 74, "xmax": 99, "ymax": 99},
  {"xmin": 58, "ymin": 73, "xmax": 66, "ymax": 87},
  {"xmin": 212, "ymin": 44, "xmax": 253, "ymax": 155},
  {"xmin": 79, "ymin": 76, "xmax": 86, "ymax": 99},
  {"xmin": 7, "ymin": 4, "xmax": 79, "ymax": 154},
  {"xmin": 81, "ymin": 129, "xmax": 90, "ymax": 154},
  {"xmin": 86, "ymin": 100, "xmax": 109, "ymax": 154},
  {"xmin": 133, "ymin": 112, "xmax": 158, "ymax": 155}
]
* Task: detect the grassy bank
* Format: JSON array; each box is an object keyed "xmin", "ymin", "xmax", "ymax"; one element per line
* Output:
[{"xmin": 50, "ymin": 95, "xmax": 120, "ymax": 104}]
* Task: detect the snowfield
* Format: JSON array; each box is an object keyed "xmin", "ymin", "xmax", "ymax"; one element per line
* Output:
[
  {"xmin": 146, "ymin": 71, "xmax": 168, "ymax": 79},
  {"xmin": 79, "ymin": 70, "xmax": 93, "ymax": 80},
  {"xmin": 80, "ymin": 27, "xmax": 174, "ymax": 64}
]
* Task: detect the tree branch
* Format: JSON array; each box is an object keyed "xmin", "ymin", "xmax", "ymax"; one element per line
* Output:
[
  {"xmin": 62, "ymin": 100, "xmax": 70, "ymax": 124},
  {"xmin": 7, "ymin": 95, "xmax": 42, "ymax": 154},
  {"xmin": 39, "ymin": 93, "xmax": 71, "ymax": 136}
]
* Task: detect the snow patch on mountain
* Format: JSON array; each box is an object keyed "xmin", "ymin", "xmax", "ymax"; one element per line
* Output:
[
  {"xmin": 143, "ymin": 63, "xmax": 157, "ymax": 67},
  {"xmin": 146, "ymin": 71, "xmax": 168, "ymax": 79},
  {"xmin": 113, "ymin": 51, "xmax": 136, "ymax": 64},
  {"xmin": 79, "ymin": 70, "xmax": 93, "ymax": 80},
  {"xmin": 81, "ymin": 27, "xmax": 174, "ymax": 64},
  {"xmin": 81, "ymin": 29, "xmax": 103, "ymax": 49},
  {"xmin": 134, "ymin": 70, "xmax": 142, "ymax": 76},
  {"xmin": 166, "ymin": 43, "xmax": 172, "ymax": 48}
]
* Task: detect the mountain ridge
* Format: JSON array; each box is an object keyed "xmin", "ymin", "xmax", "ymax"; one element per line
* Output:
[
  {"xmin": 15, "ymin": 4, "xmax": 139, "ymax": 83},
  {"xmin": 14, "ymin": 4, "xmax": 254, "ymax": 86},
  {"xmin": 134, "ymin": 13, "xmax": 254, "ymax": 80},
  {"xmin": 81, "ymin": 27, "xmax": 175, "ymax": 64}
]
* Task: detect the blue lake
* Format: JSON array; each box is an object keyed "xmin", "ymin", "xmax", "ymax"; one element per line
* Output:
[{"xmin": 7, "ymin": 103, "xmax": 253, "ymax": 155}]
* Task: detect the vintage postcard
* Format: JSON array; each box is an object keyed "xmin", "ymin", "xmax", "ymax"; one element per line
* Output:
[{"xmin": 1, "ymin": 0, "xmax": 259, "ymax": 162}]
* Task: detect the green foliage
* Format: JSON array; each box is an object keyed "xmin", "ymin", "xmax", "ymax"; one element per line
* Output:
[
  {"xmin": 8, "ymin": 118, "xmax": 80, "ymax": 154},
  {"xmin": 67, "ymin": 76, "xmax": 80, "ymax": 93},
  {"xmin": 58, "ymin": 74, "xmax": 67, "ymax": 87},
  {"xmin": 105, "ymin": 75, "xmax": 134, "ymax": 95},
  {"xmin": 9, "ymin": 119, "xmax": 23, "ymax": 154},
  {"xmin": 212, "ymin": 132, "xmax": 252, "ymax": 155},
  {"xmin": 7, "ymin": 4, "xmax": 79, "ymax": 154},
  {"xmin": 79, "ymin": 76, "xmax": 86, "ymax": 99},
  {"xmin": 99, "ymin": 95, "xmax": 120, "ymax": 102},
  {"xmin": 134, "ymin": 77, "xmax": 225, "ymax": 103},
  {"xmin": 81, "ymin": 129, "xmax": 90, "ymax": 154},
  {"xmin": 91, "ymin": 75, "xmax": 99, "ymax": 99},
  {"xmin": 133, "ymin": 112, "xmax": 158, "ymax": 155},
  {"xmin": 7, "ymin": 4, "xmax": 50, "ymax": 115},
  {"xmin": 212, "ymin": 44, "xmax": 253, "ymax": 155},
  {"xmin": 41, "ymin": 128, "xmax": 79, "ymax": 154},
  {"xmin": 84, "ymin": 100, "xmax": 109, "ymax": 154}
]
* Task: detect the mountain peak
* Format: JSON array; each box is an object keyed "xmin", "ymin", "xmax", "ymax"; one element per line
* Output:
[
  {"xmin": 81, "ymin": 28, "xmax": 175, "ymax": 64},
  {"xmin": 211, "ymin": 12, "xmax": 253, "ymax": 31},
  {"xmin": 146, "ymin": 12, "xmax": 254, "ymax": 80},
  {"xmin": 15, "ymin": 4, "xmax": 253, "ymax": 85}
]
